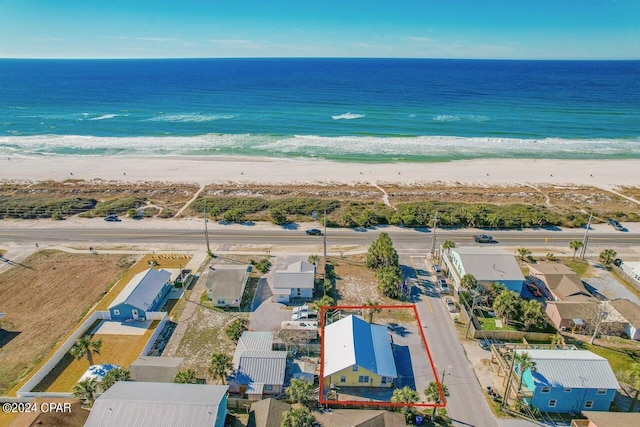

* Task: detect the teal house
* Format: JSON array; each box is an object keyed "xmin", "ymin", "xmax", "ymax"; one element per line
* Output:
[
  {"xmin": 109, "ymin": 268, "xmax": 172, "ymax": 321},
  {"xmin": 516, "ymin": 349, "xmax": 619, "ymax": 413}
]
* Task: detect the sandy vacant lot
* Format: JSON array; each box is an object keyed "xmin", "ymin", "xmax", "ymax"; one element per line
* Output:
[{"xmin": 0, "ymin": 250, "xmax": 131, "ymax": 394}]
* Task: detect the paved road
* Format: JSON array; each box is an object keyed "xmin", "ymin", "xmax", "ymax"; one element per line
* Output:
[
  {"xmin": 1, "ymin": 225, "xmax": 639, "ymax": 255},
  {"xmin": 404, "ymin": 253, "xmax": 499, "ymax": 427}
]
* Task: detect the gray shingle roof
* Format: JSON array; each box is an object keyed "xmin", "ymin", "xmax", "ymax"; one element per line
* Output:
[
  {"xmin": 205, "ymin": 265, "xmax": 251, "ymax": 300},
  {"xmin": 85, "ymin": 382, "xmax": 228, "ymax": 427},
  {"xmin": 109, "ymin": 268, "xmax": 170, "ymax": 311},
  {"xmin": 519, "ymin": 349, "xmax": 619, "ymax": 390},
  {"xmin": 274, "ymin": 261, "xmax": 315, "ymax": 290}
]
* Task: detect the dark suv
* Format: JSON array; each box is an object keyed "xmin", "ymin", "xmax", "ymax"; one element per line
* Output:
[
  {"xmin": 608, "ymin": 219, "xmax": 624, "ymax": 231},
  {"xmin": 473, "ymin": 234, "xmax": 493, "ymax": 243}
]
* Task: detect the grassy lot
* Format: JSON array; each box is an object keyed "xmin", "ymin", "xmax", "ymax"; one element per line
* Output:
[
  {"xmin": 561, "ymin": 258, "xmax": 590, "ymax": 276},
  {"xmin": 478, "ymin": 316, "xmax": 518, "ymax": 332},
  {"xmin": 0, "ymin": 250, "xmax": 132, "ymax": 395},
  {"xmin": 33, "ymin": 321, "xmax": 159, "ymax": 392},
  {"xmin": 579, "ymin": 342, "xmax": 640, "ymax": 374}
]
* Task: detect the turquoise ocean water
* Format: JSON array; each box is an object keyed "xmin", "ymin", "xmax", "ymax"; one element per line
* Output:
[{"xmin": 0, "ymin": 58, "xmax": 639, "ymax": 162}]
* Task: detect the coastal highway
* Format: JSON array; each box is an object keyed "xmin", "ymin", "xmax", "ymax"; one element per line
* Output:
[{"xmin": 1, "ymin": 225, "xmax": 639, "ymax": 254}]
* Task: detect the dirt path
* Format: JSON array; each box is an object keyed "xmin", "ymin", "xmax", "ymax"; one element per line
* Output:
[
  {"xmin": 372, "ymin": 181, "xmax": 395, "ymax": 210},
  {"xmin": 175, "ymin": 184, "xmax": 205, "ymax": 218}
]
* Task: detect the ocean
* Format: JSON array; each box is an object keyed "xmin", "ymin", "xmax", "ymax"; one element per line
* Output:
[{"xmin": 0, "ymin": 58, "xmax": 639, "ymax": 162}]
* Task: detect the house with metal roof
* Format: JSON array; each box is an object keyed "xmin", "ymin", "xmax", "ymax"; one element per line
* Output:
[
  {"xmin": 205, "ymin": 265, "xmax": 251, "ymax": 308},
  {"xmin": 573, "ymin": 410, "xmax": 640, "ymax": 427},
  {"xmin": 229, "ymin": 331, "xmax": 287, "ymax": 399},
  {"xmin": 443, "ymin": 247, "xmax": 525, "ymax": 293},
  {"xmin": 85, "ymin": 382, "xmax": 228, "ymax": 427},
  {"xmin": 273, "ymin": 260, "xmax": 315, "ymax": 304},
  {"xmin": 108, "ymin": 268, "xmax": 172, "ymax": 321},
  {"xmin": 323, "ymin": 315, "xmax": 397, "ymax": 388},
  {"xmin": 528, "ymin": 262, "xmax": 596, "ymax": 302},
  {"xmin": 515, "ymin": 349, "xmax": 619, "ymax": 413}
]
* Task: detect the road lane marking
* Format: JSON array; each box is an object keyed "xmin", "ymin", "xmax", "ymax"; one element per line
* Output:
[{"xmin": 410, "ymin": 255, "xmax": 433, "ymax": 314}]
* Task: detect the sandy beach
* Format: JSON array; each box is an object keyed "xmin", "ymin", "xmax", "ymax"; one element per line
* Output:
[{"xmin": 2, "ymin": 156, "xmax": 639, "ymax": 188}]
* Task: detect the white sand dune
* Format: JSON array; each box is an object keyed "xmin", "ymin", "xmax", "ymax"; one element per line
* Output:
[{"xmin": 2, "ymin": 156, "xmax": 639, "ymax": 189}]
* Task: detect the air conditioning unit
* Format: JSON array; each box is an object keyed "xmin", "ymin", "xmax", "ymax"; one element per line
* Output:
[{"xmin": 560, "ymin": 326, "xmax": 567, "ymax": 331}]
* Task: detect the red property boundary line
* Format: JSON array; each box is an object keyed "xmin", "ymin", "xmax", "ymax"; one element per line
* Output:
[{"xmin": 319, "ymin": 304, "xmax": 446, "ymax": 408}]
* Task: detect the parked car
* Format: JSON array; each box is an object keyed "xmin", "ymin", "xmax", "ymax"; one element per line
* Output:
[
  {"xmin": 608, "ymin": 219, "xmax": 624, "ymax": 231},
  {"xmin": 432, "ymin": 264, "xmax": 442, "ymax": 274},
  {"xmin": 305, "ymin": 228, "xmax": 322, "ymax": 236},
  {"xmin": 526, "ymin": 282, "xmax": 543, "ymax": 297},
  {"xmin": 473, "ymin": 234, "xmax": 493, "ymax": 243},
  {"xmin": 104, "ymin": 214, "xmax": 120, "ymax": 222},
  {"xmin": 444, "ymin": 297, "xmax": 458, "ymax": 313},
  {"xmin": 292, "ymin": 311, "xmax": 318, "ymax": 321},
  {"xmin": 292, "ymin": 304, "xmax": 312, "ymax": 314},
  {"xmin": 438, "ymin": 278, "xmax": 450, "ymax": 293}
]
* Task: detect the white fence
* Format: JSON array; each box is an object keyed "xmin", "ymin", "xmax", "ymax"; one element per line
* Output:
[
  {"xmin": 14, "ymin": 311, "xmax": 166, "ymax": 399},
  {"xmin": 16, "ymin": 311, "xmax": 111, "ymax": 398},
  {"xmin": 140, "ymin": 312, "xmax": 168, "ymax": 356}
]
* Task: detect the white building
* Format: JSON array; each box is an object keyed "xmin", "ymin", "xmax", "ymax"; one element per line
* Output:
[
  {"xmin": 443, "ymin": 247, "xmax": 525, "ymax": 293},
  {"xmin": 273, "ymin": 260, "xmax": 315, "ymax": 304}
]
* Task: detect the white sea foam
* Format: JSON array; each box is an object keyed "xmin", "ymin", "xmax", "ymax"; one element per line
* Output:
[
  {"xmin": 88, "ymin": 114, "xmax": 126, "ymax": 121},
  {"xmin": 433, "ymin": 114, "xmax": 489, "ymax": 122},
  {"xmin": 146, "ymin": 113, "xmax": 235, "ymax": 123},
  {"xmin": 0, "ymin": 134, "xmax": 638, "ymax": 159},
  {"xmin": 331, "ymin": 113, "xmax": 365, "ymax": 120}
]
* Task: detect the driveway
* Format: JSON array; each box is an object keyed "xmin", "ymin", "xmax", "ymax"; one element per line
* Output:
[
  {"xmin": 249, "ymin": 254, "xmax": 311, "ymax": 332},
  {"xmin": 585, "ymin": 265, "xmax": 640, "ymax": 304}
]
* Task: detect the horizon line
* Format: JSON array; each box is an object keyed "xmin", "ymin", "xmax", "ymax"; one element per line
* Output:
[{"xmin": 1, "ymin": 56, "xmax": 640, "ymax": 61}]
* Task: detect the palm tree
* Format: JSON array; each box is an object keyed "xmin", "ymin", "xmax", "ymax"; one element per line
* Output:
[
  {"xmin": 425, "ymin": 380, "xmax": 450, "ymax": 417},
  {"xmin": 101, "ymin": 367, "xmax": 131, "ymax": 391},
  {"xmin": 569, "ymin": 240, "xmax": 583, "ymax": 261},
  {"xmin": 516, "ymin": 247, "xmax": 531, "ymax": 261},
  {"xmin": 515, "ymin": 352, "xmax": 537, "ymax": 393},
  {"xmin": 174, "ymin": 368, "xmax": 199, "ymax": 384},
  {"xmin": 520, "ymin": 299, "xmax": 545, "ymax": 331},
  {"xmin": 493, "ymin": 290, "xmax": 520, "ymax": 325},
  {"xmin": 281, "ymin": 405, "xmax": 316, "ymax": 427},
  {"xmin": 442, "ymin": 240, "xmax": 456, "ymax": 256},
  {"xmin": 391, "ymin": 386, "xmax": 419, "ymax": 422},
  {"xmin": 545, "ymin": 253, "xmax": 557, "ymax": 262},
  {"xmin": 365, "ymin": 299, "xmax": 381, "ymax": 323},
  {"xmin": 286, "ymin": 378, "xmax": 314, "ymax": 404},
  {"xmin": 307, "ymin": 255, "xmax": 318, "ymax": 265},
  {"xmin": 460, "ymin": 274, "xmax": 478, "ymax": 291},
  {"xmin": 599, "ymin": 249, "xmax": 617, "ymax": 269},
  {"xmin": 73, "ymin": 378, "xmax": 99, "ymax": 407},
  {"xmin": 311, "ymin": 295, "xmax": 334, "ymax": 313},
  {"xmin": 69, "ymin": 336, "xmax": 102, "ymax": 366},
  {"xmin": 209, "ymin": 353, "xmax": 232, "ymax": 385},
  {"xmin": 551, "ymin": 333, "xmax": 564, "ymax": 346}
]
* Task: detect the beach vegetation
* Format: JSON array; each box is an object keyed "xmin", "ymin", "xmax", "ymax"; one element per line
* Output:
[
  {"xmin": 376, "ymin": 266, "xmax": 402, "ymax": 299},
  {"xmin": 281, "ymin": 405, "xmax": 316, "ymax": 427},
  {"xmin": 269, "ymin": 207, "xmax": 288, "ymax": 225},
  {"xmin": 366, "ymin": 232, "xmax": 399, "ymax": 269},
  {"xmin": 93, "ymin": 197, "xmax": 145, "ymax": 216},
  {"xmin": 250, "ymin": 257, "xmax": 271, "ymax": 273},
  {"xmin": 223, "ymin": 208, "xmax": 245, "ymax": 222},
  {"xmin": 101, "ymin": 367, "xmax": 131, "ymax": 391},
  {"xmin": 599, "ymin": 249, "xmax": 617, "ymax": 269},
  {"xmin": 0, "ymin": 196, "xmax": 97, "ymax": 219},
  {"xmin": 174, "ymin": 368, "xmax": 200, "ymax": 384},
  {"xmin": 225, "ymin": 318, "xmax": 249, "ymax": 342}
]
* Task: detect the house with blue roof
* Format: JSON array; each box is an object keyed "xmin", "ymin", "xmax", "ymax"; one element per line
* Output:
[
  {"xmin": 108, "ymin": 268, "xmax": 172, "ymax": 321},
  {"xmin": 323, "ymin": 315, "xmax": 397, "ymax": 388},
  {"xmin": 515, "ymin": 349, "xmax": 619, "ymax": 413}
]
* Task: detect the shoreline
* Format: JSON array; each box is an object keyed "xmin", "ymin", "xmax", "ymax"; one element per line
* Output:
[{"xmin": 2, "ymin": 155, "xmax": 640, "ymax": 188}]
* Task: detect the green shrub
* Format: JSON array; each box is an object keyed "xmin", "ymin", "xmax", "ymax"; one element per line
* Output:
[
  {"xmin": 269, "ymin": 207, "xmax": 288, "ymax": 225},
  {"xmin": 223, "ymin": 209, "xmax": 245, "ymax": 222},
  {"xmin": 94, "ymin": 197, "xmax": 145, "ymax": 216},
  {"xmin": 225, "ymin": 318, "xmax": 249, "ymax": 342}
]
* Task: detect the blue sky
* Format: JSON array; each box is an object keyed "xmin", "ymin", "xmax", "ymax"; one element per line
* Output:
[{"xmin": 1, "ymin": 0, "xmax": 639, "ymax": 59}]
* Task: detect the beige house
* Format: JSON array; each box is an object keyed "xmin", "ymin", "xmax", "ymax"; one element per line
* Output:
[{"xmin": 528, "ymin": 262, "xmax": 595, "ymax": 302}]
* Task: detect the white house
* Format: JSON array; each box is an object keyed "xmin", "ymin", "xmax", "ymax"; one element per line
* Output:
[
  {"xmin": 273, "ymin": 260, "xmax": 315, "ymax": 304},
  {"xmin": 443, "ymin": 247, "xmax": 525, "ymax": 293},
  {"xmin": 206, "ymin": 265, "xmax": 252, "ymax": 308}
]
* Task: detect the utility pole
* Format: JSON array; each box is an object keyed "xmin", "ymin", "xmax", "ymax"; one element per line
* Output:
[
  {"xmin": 465, "ymin": 292, "xmax": 479, "ymax": 339},
  {"xmin": 580, "ymin": 212, "xmax": 593, "ymax": 259},
  {"xmin": 431, "ymin": 211, "xmax": 439, "ymax": 257},
  {"xmin": 204, "ymin": 205, "xmax": 211, "ymax": 255},
  {"xmin": 323, "ymin": 208, "xmax": 327, "ymax": 259}
]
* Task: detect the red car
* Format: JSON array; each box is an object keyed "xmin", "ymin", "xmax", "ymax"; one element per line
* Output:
[{"xmin": 526, "ymin": 283, "xmax": 542, "ymax": 297}]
